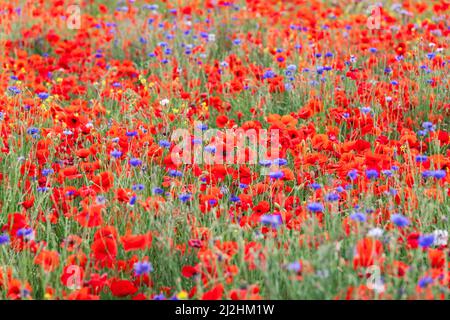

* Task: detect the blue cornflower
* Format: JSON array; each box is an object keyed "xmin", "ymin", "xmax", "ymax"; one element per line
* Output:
[
  {"xmin": 422, "ymin": 170, "xmax": 434, "ymax": 178},
  {"xmin": 366, "ymin": 169, "xmax": 379, "ymax": 180},
  {"xmin": 196, "ymin": 123, "xmax": 208, "ymax": 131},
  {"xmin": 347, "ymin": 169, "xmax": 358, "ymax": 180},
  {"xmin": 325, "ymin": 193, "xmax": 339, "ymax": 202},
  {"xmin": 204, "ymin": 145, "xmax": 216, "ymax": 153},
  {"xmin": 37, "ymin": 92, "xmax": 49, "ymax": 100},
  {"xmin": 418, "ymin": 234, "xmax": 434, "ymax": 248},
  {"xmin": 418, "ymin": 276, "xmax": 433, "ymax": 288},
  {"xmin": 391, "ymin": 214, "xmax": 410, "ymax": 228},
  {"xmin": 273, "ymin": 158, "xmax": 288, "ymax": 166},
  {"xmin": 96, "ymin": 196, "xmax": 106, "ymax": 205},
  {"xmin": 179, "ymin": 193, "xmax": 191, "ymax": 202},
  {"xmin": 37, "ymin": 186, "xmax": 49, "ymax": 192},
  {"xmin": 159, "ymin": 140, "xmax": 171, "ymax": 148},
  {"xmin": 8, "ymin": 86, "xmax": 21, "ymax": 95},
  {"xmin": 415, "ymin": 155, "xmax": 428, "ymax": 162},
  {"xmin": 286, "ymin": 64, "xmax": 297, "ymax": 72},
  {"xmin": 381, "ymin": 170, "xmax": 393, "ymax": 177},
  {"xmin": 134, "ymin": 261, "xmax": 153, "ymax": 276},
  {"xmin": 422, "ymin": 170, "xmax": 446, "ymax": 179},
  {"xmin": 263, "ymin": 70, "xmax": 276, "ymax": 79},
  {"xmin": 0, "ymin": 234, "xmax": 10, "ymax": 245},
  {"xmin": 389, "ymin": 188, "xmax": 398, "ymax": 195},
  {"xmin": 110, "ymin": 149, "xmax": 122, "ymax": 158},
  {"xmin": 230, "ymin": 195, "xmax": 240, "ymax": 203},
  {"xmin": 286, "ymin": 261, "xmax": 302, "ymax": 272},
  {"xmin": 316, "ymin": 66, "xmax": 324, "ymax": 74},
  {"xmin": 66, "ymin": 190, "xmax": 76, "ymax": 197},
  {"xmin": 260, "ymin": 214, "xmax": 283, "ymax": 228},
  {"xmin": 63, "ymin": 129, "xmax": 73, "ymax": 136},
  {"xmin": 433, "ymin": 170, "xmax": 446, "ymax": 179},
  {"xmin": 132, "ymin": 184, "xmax": 145, "ymax": 191},
  {"xmin": 361, "ymin": 107, "xmax": 372, "ymax": 114},
  {"xmin": 42, "ymin": 168, "xmax": 54, "ymax": 177},
  {"xmin": 169, "ymin": 170, "xmax": 183, "ymax": 177},
  {"xmin": 129, "ymin": 195, "xmax": 137, "ymax": 206},
  {"xmin": 239, "ymin": 183, "xmax": 248, "ymax": 189},
  {"xmin": 350, "ymin": 212, "xmax": 367, "ymax": 223},
  {"xmin": 126, "ymin": 130, "xmax": 138, "ymax": 137},
  {"xmin": 422, "ymin": 122, "xmax": 434, "ymax": 131},
  {"xmin": 307, "ymin": 202, "xmax": 324, "ymax": 212},
  {"xmin": 16, "ymin": 228, "xmax": 33, "ymax": 238},
  {"xmin": 269, "ymin": 171, "xmax": 284, "ymax": 179},
  {"xmin": 152, "ymin": 187, "xmax": 164, "ymax": 194},
  {"xmin": 153, "ymin": 294, "xmax": 166, "ymax": 300},
  {"xmin": 129, "ymin": 158, "xmax": 142, "ymax": 167},
  {"xmin": 309, "ymin": 182, "xmax": 321, "ymax": 190},
  {"xmin": 27, "ymin": 127, "xmax": 39, "ymax": 135},
  {"xmin": 259, "ymin": 159, "xmax": 272, "ymax": 167}
]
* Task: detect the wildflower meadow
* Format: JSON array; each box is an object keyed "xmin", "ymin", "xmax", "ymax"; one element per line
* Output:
[{"xmin": 0, "ymin": 0, "xmax": 449, "ymax": 301}]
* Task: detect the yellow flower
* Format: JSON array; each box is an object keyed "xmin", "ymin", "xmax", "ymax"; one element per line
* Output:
[
  {"xmin": 400, "ymin": 144, "xmax": 407, "ymax": 153},
  {"xmin": 40, "ymin": 103, "xmax": 50, "ymax": 112},
  {"xmin": 177, "ymin": 291, "xmax": 188, "ymax": 299}
]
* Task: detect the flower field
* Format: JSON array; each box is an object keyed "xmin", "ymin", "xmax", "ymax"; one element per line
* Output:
[{"xmin": 0, "ymin": 0, "xmax": 449, "ymax": 300}]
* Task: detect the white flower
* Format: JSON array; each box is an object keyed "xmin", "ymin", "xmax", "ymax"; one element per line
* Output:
[
  {"xmin": 208, "ymin": 33, "xmax": 216, "ymax": 42},
  {"xmin": 160, "ymin": 98, "xmax": 170, "ymax": 106},
  {"xmin": 432, "ymin": 230, "xmax": 448, "ymax": 246},
  {"xmin": 369, "ymin": 281, "xmax": 385, "ymax": 294},
  {"xmin": 367, "ymin": 227, "xmax": 384, "ymax": 238}
]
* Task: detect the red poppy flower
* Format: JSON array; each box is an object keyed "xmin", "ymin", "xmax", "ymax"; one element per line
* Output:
[
  {"xmin": 201, "ymin": 283, "xmax": 224, "ymax": 300},
  {"xmin": 110, "ymin": 279, "xmax": 138, "ymax": 297}
]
